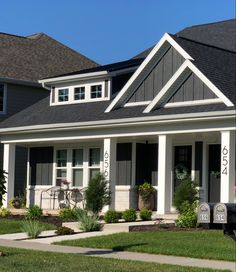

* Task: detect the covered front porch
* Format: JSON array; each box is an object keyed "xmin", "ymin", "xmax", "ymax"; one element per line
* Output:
[{"xmin": 2, "ymin": 129, "xmax": 235, "ymax": 214}]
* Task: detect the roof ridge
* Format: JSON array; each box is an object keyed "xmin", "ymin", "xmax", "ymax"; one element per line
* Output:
[
  {"xmin": 0, "ymin": 32, "xmax": 27, "ymax": 39},
  {"xmin": 179, "ymin": 18, "xmax": 236, "ymax": 31},
  {"xmin": 174, "ymin": 34, "xmax": 236, "ymax": 54}
]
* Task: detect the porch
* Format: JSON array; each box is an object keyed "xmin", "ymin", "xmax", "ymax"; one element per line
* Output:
[{"xmin": 2, "ymin": 129, "xmax": 235, "ymax": 214}]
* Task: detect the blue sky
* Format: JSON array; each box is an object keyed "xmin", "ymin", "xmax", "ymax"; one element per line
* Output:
[{"xmin": 1, "ymin": 0, "xmax": 235, "ymax": 64}]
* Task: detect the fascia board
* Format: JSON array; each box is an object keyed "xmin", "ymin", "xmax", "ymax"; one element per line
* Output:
[
  {"xmin": 105, "ymin": 33, "xmax": 194, "ymax": 113},
  {"xmin": 38, "ymin": 71, "xmax": 109, "ymax": 85}
]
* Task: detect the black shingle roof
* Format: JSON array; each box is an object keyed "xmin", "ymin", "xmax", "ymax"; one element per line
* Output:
[
  {"xmin": 43, "ymin": 58, "xmax": 144, "ymax": 79},
  {"xmin": 0, "ymin": 95, "xmax": 233, "ymax": 129},
  {"xmin": 133, "ymin": 19, "xmax": 236, "ymax": 59},
  {"xmin": 0, "ymin": 32, "xmax": 98, "ymax": 82},
  {"xmin": 0, "ymin": 20, "xmax": 235, "ymax": 129},
  {"xmin": 170, "ymin": 35, "xmax": 236, "ymax": 104}
]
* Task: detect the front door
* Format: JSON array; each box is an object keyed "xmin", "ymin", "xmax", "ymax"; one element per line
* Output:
[
  {"xmin": 174, "ymin": 146, "xmax": 192, "ymax": 191},
  {"xmin": 208, "ymin": 144, "xmax": 221, "ymax": 202}
]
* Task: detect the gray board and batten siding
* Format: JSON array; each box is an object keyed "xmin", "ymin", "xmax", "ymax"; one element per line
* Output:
[
  {"xmin": 168, "ymin": 72, "xmax": 217, "ymax": 103},
  {"xmin": 127, "ymin": 46, "xmax": 184, "ymax": 103},
  {"xmin": 29, "ymin": 147, "xmax": 54, "ymax": 186}
]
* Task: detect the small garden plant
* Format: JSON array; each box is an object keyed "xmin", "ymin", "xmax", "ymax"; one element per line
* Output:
[
  {"xmin": 122, "ymin": 208, "xmax": 137, "ymax": 222},
  {"xmin": 85, "ymin": 173, "xmax": 111, "ymax": 215},
  {"xmin": 0, "ymin": 208, "xmax": 11, "ymax": 217},
  {"xmin": 0, "ymin": 170, "xmax": 7, "ymax": 208},
  {"xmin": 139, "ymin": 208, "xmax": 152, "ymax": 221},
  {"xmin": 173, "ymin": 176, "xmax": 199, "ymax": 228},
  {"xmin": 21, "ymin": 220, "xmax": 44, "ymax": 239},
  {"xmin": 78, "ymin": 212, "xmax": 102, "ymax": 232},
  {"xmin": 26, "ymin": 205, "xmax": 43, "ymax": 220},
  {"xmin": 56, "ymin": 226, "xmax": 74, "ymax": 235},
  {"xmin": 104, "ymin": 209, "xmax": 119, "ymax": 223}
]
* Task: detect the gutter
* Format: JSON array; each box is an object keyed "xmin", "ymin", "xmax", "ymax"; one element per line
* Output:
[
  {"xmin": 0, "ymin": 77, "xmax": 43, "ymax": 88},
  {"xmin": 0, "ymin": 110, "xmax": 235, "ymax": 134}
]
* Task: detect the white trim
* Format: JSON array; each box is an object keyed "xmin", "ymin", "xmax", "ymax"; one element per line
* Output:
[
  {"xmin": 124, "ymin": 101, "xmax": 151, "ymax": 107},
  {"xmin": 187, "ymin": 61, "xmax": 234, "ymax": 107},
  {"xmin": 164, "ymin": 98, "xmax": 222, "ymax": 108},
  {"xmin": 144, "ymin": 59, "xmax": 234, "ymax": 113},
  {"xmin": 105, "ymin": 33, "xmax": 193, "ymax": 113},
  {"xmin": 39, "ymin": 71, "xmax": 108, "ymax": 85},
  {"xmin": 0, "ymin": 110, "xmax": 235, "ymax": 135}
]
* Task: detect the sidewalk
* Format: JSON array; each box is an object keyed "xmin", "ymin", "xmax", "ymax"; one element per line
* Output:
[{"xmin": 0, "ymin": 238, "xmax": 235, "ymax": 271}]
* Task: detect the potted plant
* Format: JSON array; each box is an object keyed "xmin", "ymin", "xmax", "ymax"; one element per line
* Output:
[
  {"xmin": 137, "ymin": 182, "xmax": 156, "ymax": 211},
  {"xmin": 9, "ymin": 197, "xmax": 22, "ymax": 209}
]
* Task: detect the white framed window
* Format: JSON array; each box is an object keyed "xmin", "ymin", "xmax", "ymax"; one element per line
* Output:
[
  {"xmin": 53, "ymin": 81, "xmax": 108, "ymax": 105},
  {"xmin": 55, "ymin": 149, "xmax": 68, "ymax": 186},
  {"xmin": 58, "ymin": 88, "xmax": 69, "ymax": 102},
  {"xmin": 91, "ymin": 85, "xmax": 102, "ymax": 99},
  {"xmin": 72, "ymin": 149, "xmax": 84, "ymax": 186},
  {"xmin": 88, "ymin": 148, "xmax": 101, "ymax": 179},
  {"xmin": 54, "ymin": 147, "xmax": 101, "ymax": 187},
  {"xmin": 74, "ymin": 87, "xmax": 85, "ymax": 101},
  {"xmin": 0, "ymin": 83, "xmax": 7, "ymax": 114}
]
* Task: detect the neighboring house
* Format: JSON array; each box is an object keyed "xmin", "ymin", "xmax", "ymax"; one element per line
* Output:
[
  {"xmin": 0, "ymin": 32, "xmax": 98, "ymax": 196},
  {"xmin": 0, "ymin": 20, "xmax": 235, "ymax": 214}
]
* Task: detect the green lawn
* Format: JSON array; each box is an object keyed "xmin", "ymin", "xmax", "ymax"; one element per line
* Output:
[
  {"xmin": 56, "ymin": 230, "xmax": 236, "ymax": 262},
  {"xmin": 0, "ymin": 219, "xmax": 55, "ymax": 234},
  {"xmin": 0, "ymin": 247, "xmax": 230, "ymax": 272}
]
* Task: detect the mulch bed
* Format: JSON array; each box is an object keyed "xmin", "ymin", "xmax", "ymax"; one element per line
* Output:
[{"xmin": 0, "ymin": 214, "xmax": 62, "ymax": 227}]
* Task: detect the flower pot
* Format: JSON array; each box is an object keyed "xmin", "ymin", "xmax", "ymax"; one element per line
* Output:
[
  {"xmin": 138, "ymin": 194, "xmax": 154, "ymax": 211},
  {"xmin": 13, "ymin": 200, "xmax": 21, "ymax": 209}
]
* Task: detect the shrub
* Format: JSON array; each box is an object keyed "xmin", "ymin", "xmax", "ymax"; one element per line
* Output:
[
  {"xmin": 59, "ymin": 208, "xmax": 76, "ymax": 221},
  {"xmin": 122, "ymin": 208, "xmax": 137, "ymax": 222},
  {"xmin": 78, "ymin": 212, "xmax": 102, "ymax": 232},
  {"xmin": 173, "ymin": 176, "xmax": 199, "ymax": 213},
  {"xmin": 55, "ymin": 226, "xmax": 74, "ymax": 235},
  {"xmin": 0, "ymin": 208, "xmax": 11, "ymax": 217},
  {"xmin": 21, "ymin": 220, "xmax": 44, "ymax": 239},
  {"xmin": 104, "ymin": 209, "xmax": 119, "ymax": 223},
  {"xmin": 0, "ymin": 170, "xmax": 7, "ymax": 208},
  {"xmin": 139, "ymin": 208, "xmax": 152, "ymax": 221},
  {"xmin": 176, "ymin": 201, "xmax": 198, "ymax": 228},
  {"xmin": 26, "ymin": 205, "xmax": 43, "ymax": 220},
  {"xmin": 85, "ymin": 173, "xmax": 111, "ymax": 215}
]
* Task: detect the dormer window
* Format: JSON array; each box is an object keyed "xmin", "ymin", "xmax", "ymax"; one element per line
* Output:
[
  {"xmin": 52, "ymin": 80, "xmax": 110, "ymax": 106},
  {"xmin": 91, "ymin": 85, "xmax": 102, "ymax": 99},
  {"xmin": 74, "ymin": 87, "xmax": 85, "ymax": 100},
  {"xmin": 58, "ymin": 88, "xmax": 69, "ymax": 102}
]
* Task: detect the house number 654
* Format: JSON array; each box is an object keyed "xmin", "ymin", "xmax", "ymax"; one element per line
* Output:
[{"xmin": 222, "ymin": 146, "xmax": 228, "ymax": 175}]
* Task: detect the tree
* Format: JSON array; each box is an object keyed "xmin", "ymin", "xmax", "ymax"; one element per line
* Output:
[
  {"xmin": 0, "ymin": 170, "xmax": 7, "ymax": 207},
  {"xmin": 85, "ymin": 173, "xmax": 111, "ymax": 215}
]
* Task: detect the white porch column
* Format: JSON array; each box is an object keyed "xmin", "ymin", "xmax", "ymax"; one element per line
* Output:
[
  {"xmin": 103, "ymin": 138, "xmax": 117, "ymax": 209},
  {"xmin": 157, "ymin": 135, "xmax": 172, "ymax": 214},
  {"xmin": 220, "ymin": 131, "xmax": 235, "ymax": 203},
  {"xmin": 2, "ymin": 143, "xmax": 15, "ymax": 208}
]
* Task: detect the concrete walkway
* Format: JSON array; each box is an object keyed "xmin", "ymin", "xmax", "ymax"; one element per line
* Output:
[{"xmin": 0, "ymin": 238, "xmax": 235, "ymax": 271}]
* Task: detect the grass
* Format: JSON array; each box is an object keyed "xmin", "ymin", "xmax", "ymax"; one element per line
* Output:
[
  {"xmin": 56, "ymin": 230, "xmax": 236, "ymax": 262},
  {"xmin": 0, "ymin": 246, "xmax": 230, "ymax": 272},
  {"xmin": 0, "ymin": 219, "xmax": 55, "ymax": 234}
]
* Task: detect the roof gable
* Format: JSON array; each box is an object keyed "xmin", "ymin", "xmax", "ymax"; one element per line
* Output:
[
  {"xmin": 105, "ymin": 33, "xmax": 193, "ymax": 112},
  {"xmin": 144, "ymin": 60, "xmax": 234, "ymax": 113}
]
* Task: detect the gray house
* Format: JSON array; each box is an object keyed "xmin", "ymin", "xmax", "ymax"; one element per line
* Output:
[
  {"xmin": 0, "ymin": 20, "xmax": 235, "ymax": 214},
  {"xmin": 0, "ymin": 32, "xmax": 98, "ymax": 196}
]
